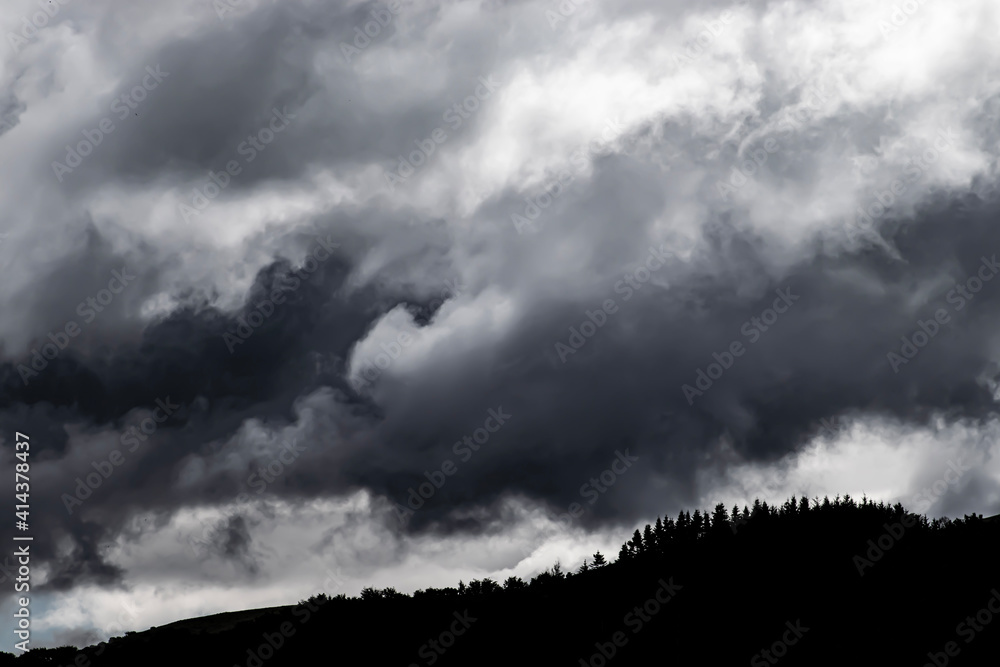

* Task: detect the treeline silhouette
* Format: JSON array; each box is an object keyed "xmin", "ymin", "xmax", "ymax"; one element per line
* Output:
[{"xmin": 7, "ymin": 495, "xmax": 1000, "ymax": 666}]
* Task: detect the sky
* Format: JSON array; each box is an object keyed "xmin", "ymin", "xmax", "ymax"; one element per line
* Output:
[{"xmin": 1, "ymin": 0, "xmax": 1000, "ymax": 651}]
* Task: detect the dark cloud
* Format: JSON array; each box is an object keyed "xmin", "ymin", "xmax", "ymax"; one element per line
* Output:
[
  {"xmin": 210, "ymin": 514, "xmax": 259, "ymax": 574},
  {"xmin": 2, "ymin": 0, "xmax": 1000, "ymax": 644},
  {"xmin": 7, "ymin": 189, "xmax": 1000, "ymax": 593}
]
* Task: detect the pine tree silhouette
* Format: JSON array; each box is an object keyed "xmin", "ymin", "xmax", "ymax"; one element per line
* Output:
[{"xmin": 29, "ymin": 496, "xmax": 1000, "ymax": 667}]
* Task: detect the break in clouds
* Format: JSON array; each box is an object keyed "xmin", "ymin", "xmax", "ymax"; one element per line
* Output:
[{"xmin": 1, "ymin": 0, "xmax": 1000, "ymax": 649}]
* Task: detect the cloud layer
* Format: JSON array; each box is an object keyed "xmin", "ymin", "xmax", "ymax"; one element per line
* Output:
[{"xmin": 2, "ymin": 0, "xmax": 1000, "ymax": 649}]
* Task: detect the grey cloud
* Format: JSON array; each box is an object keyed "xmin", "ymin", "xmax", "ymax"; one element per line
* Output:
[{"xmin": 4, "ymin": 0, "xmax": 1000, "ymax": 629}]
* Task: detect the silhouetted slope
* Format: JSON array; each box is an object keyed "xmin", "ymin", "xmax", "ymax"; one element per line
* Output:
[{"xmin": 8, "ymin": 496, "xmax": 1000, "ymax": 666}]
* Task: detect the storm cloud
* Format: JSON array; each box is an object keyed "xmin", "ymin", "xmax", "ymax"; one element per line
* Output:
[{"xmin": 2, "ymin": 0, "xmax": 1000, "ymax": 648}]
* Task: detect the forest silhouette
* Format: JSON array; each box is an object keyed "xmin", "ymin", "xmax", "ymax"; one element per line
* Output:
[{"xmin": 7, "ymin": 495, "xmax": 1000, "ymax": 666}]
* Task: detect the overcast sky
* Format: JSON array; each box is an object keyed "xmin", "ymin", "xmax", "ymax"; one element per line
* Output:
[{"xmin": 2, "ymin": 0, "xmax": 1000, "ymax": 651}]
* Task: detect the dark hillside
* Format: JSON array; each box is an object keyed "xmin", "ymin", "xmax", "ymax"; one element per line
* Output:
[{"xmin": 8, "ymin": 497, "xmax": 999, "ymax": 667}]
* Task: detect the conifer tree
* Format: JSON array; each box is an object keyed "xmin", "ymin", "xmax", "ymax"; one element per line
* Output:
[
  {"xmin": 692, "ymin": 509, "xmax": 704, "ymax": 539},
  {"xmin": 710, "ymin": 503, "xmax": 730, "ymax": 534},
  {"xmin": 631, "ymin": 529, "xmax": 644, "ymax": 554},
  {"xmin": 676, "ymin": 511, "xmax": 692, "ymax": 540},
  {"xmin": 663, "ymin": 516, "xmax": 676, "ymax": 542}
]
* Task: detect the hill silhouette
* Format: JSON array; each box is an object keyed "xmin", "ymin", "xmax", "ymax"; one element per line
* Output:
[{"xmin": 7, "ymin": 495, "xmax": 1000, "ymax": 666}]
